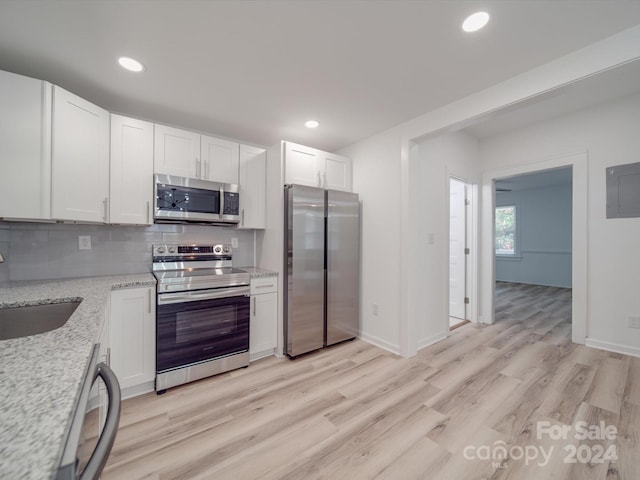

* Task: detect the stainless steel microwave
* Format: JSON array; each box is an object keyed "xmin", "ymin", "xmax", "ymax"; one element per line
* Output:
[{"xmin": 154, "ymin": 174, "xmax": 240, "ymax": 225}]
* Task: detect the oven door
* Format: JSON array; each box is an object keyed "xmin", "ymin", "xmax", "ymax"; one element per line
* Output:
[{"xmin": 156, "ymin": 286, "xmax": 250, "ymax": 372}]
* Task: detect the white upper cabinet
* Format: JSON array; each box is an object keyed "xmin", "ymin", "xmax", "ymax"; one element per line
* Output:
[
  {"xmin": 154, "ymin": 124, "xmax": 240, "ymax": 183},
  {"xmin": 238, "ymin": 145, "xmax": 266, "ymax": 229},
  {"xmin": 154, "ymin": 124, "xmax": 201, "ymax": 178},
  {"xmin": 201, "ymin": 135, "xmax": 239, "ymax": 184},
  {"xmin": 0, "ymin": 70, "xmax": 52, "ymax": 220},
  {"xmin": 319, "ymin": 152, "xmax": 352, "ymax": 192},
  {"xmin": 284, "ymin": 141, "xmax": 352, "ymax": 192},
  {"xmin": 284, "ymin": 142, "xmax": 321, "ymax": 187},
  {"xmin": 110, "ymin": 115, "xmax": 154, "ymax": 225},
  {"xmin": 51, "ymin": 86, "xmax": 109, "ymax": 222}
]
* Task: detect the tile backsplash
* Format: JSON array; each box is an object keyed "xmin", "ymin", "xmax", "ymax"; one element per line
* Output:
[{"xmin": 0, "ymin": 222, "xmax": 255, "ymax": 282}]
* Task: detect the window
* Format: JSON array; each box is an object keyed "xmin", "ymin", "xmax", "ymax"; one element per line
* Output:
[{"xmin": 495, "ymin": 205, "xmax": 516, "ymax": 255}]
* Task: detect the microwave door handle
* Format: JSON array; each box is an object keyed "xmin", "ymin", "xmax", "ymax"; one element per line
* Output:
[
  {"xmin": 219, "ymin": 188, "xmax": 224, "ymax": 220},
  {"xmin": 80, "ymin": 362, "xmax": 121, "ymax": 480}
]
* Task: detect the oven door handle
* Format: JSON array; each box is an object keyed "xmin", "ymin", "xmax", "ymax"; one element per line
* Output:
[{"xmin": 157, "ymin": 286, "xmax": 250, "ymax": 305}]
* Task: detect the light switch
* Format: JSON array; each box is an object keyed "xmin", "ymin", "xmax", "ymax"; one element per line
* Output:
[{"xmin": 231, "ymin": 237, "xmax": 238, "ymax": 248}]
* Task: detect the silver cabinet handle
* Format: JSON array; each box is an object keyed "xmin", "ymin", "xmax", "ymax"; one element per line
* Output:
[
  {"xmin": 205, "ymin": 159, "xmax": 209, "ymax": 179},
  {"xmin": 106, "ymin": 347, "xmax": 110, "ymax": 367},
  {"xmin": 102, "ymin": 197, "xmax": 108, "ymax": 222},
  {"xmin": 80, "ymin": 362, "xmax": 121, "ymax": 480},
  {"xmin": 146, "ymin": 201, "xmax": 150, "ymax": 224},
  {"xmin": 255, "ymin": 284, "xmax": 275, "ymax": 289},
  {"xmin": 253, "ymin": 296, "xmax": 256, "ymax": 316},
  {"xmin": 242, "ymin": 209, "xmax": 245, "ymax": 226}
]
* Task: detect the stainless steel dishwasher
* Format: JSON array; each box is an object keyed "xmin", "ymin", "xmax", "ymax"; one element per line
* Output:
[{"xmin": 57, "ymin": 344, "xmax": 121, "ymax": 480}]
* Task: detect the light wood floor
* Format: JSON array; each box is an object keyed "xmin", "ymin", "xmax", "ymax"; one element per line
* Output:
[{"xmin": 103, "ymin": 282, "xmax": 640, "ymax": 479}]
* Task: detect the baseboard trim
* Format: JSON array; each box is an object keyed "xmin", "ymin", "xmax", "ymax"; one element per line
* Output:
[
  {"xmin": 122, "ymin": 381, "xmax": 155, "ymax": 400},
  {"xmin": 417, "ymin": 331, "xmax": 448, "ymax": 351},
  {"xmin": 585, "ymin": 338, "xmax": 640, "ymax": 358},
  {"xmin": 250, "ymin": 349, "xmax": 276, "ymax": 362},
  {"xmin": 358, "ymin": 332, "xmax": 400, "ymax": 355}
]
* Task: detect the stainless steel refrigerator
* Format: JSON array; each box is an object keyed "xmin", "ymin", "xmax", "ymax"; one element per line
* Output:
[{"xmin": 284, "ymin": 184, "xmax": 360, "ymax": 357}]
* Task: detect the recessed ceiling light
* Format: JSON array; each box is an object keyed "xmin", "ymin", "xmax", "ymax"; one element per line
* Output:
[
  {"xmin": 304, "ymin": 120, "xmax": 319, "ymax": 129},
  {"xmin": 462, "ymin": 11, "xmax": 490, "ymax": 33},
  {"xmin": 118, "ymin": 56, "xmax": 145, "ymax": 73}
]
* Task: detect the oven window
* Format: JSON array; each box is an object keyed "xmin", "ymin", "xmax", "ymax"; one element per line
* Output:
[
  {"xmin": 157, "ymin": 295, "xmax": 249, "ymax": 372},
  {"xmin": 157, "ymin": 184, "xmax": 220, "ymax": 214},
  {"xmin": 176, "ymin": 305, "xmax": 237, "ymax": 344}
]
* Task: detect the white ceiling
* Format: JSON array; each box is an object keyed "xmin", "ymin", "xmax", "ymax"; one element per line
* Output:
[{"xmin": 1, "ymin": 1, "xmax": 640, "ymax": 152}]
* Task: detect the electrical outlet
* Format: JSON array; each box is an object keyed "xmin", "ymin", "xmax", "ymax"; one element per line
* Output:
[
  {"xmin": 78, "ymin": 235, "xmax": 91, "ymax": 250},
  {"xmin": 231, "ymin": 237, "xmax": 238, "ymax": 248},
  {"xmin": 372, "ymin": 303, "xmax": 379, "ymax": 316},
  {"xmin": 629, "ymin": 316, "xmax": 640, "ymax": 329}
]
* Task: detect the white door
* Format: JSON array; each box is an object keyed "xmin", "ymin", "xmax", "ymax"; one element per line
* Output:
[
  {"xmin": 109, "ymin": 287, "xmax": 155, "ymax": 391},
  {"xmin": 110, "ymin": 115, "xmax": 154, "ymax": 225},
  {"xmin": 238, "ymin": 144, "xmax": 266, "ymax": 229},
  {"xmin": 52, "ymin": 86, "xmax": 109, "ymax": 222},
  {"xmin": 321, "ymin": 153, "xmax": 352, "ymax": 192},
  {"xmin": 0, "ymin": 70, "xmax": 52, "ymax": 220},
  {"xmin": 154, "ymin": 124, "xmax": 200, "ymax": 178},
  {"xmin": 201, "ymin": 135, "xmax": 239, "ymax": 184},
  {"xmin": 449, "ymin": 178, "xmax": 467, "ymax": 321},
  {"xmin": 284, "ymin": 142, "xmax": 321, "ymax": 187}
]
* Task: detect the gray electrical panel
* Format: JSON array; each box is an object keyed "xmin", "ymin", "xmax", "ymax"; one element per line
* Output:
[{"xmin": 606, "ymin": 162, "xmax": 640, "ymax": 219}]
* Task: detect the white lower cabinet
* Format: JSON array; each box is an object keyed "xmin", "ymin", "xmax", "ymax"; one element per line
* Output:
[
  {"xmin": 109, "ymin": 286, "xmax": 156, "ymax": 398},
  {"xmin": 249, "ymin": 276, "xmax": 278, "ymax": 361}
]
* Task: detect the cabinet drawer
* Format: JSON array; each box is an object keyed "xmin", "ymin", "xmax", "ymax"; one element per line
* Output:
[{"xmin": 250, "ymin": 276, "xmax": 277, "ymax": 295}]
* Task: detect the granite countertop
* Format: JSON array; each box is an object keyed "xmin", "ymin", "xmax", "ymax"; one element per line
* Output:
[
  {"xmin": 0, "ymin": 273, "xmax": 155, "ymax": 480},
  {"xmin": 238, "ymin": 266, "xmax": 278, "ymax": 278}
]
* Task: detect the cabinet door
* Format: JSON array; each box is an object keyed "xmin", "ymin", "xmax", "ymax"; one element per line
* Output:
[
  {"xmin": 321, "ymin": 152, "xmax": 352, "ymax": 192},
  {"xmin": 51, "ymin": 86, "xmax": 109, "ymax": 222},
  {"xmin": 284, "ymin": 142, "xmax": 321, "ymax": 187},
  {"xmin": 0, "ymin": 70, "xmax": 52, "ymax": 220},
  {"xmin": 109, "ymin": 287, "xmax": 155, "ymax": 390},
  {"xmin": 201, "ymin": 135, "xmax": 239, "ymax": 184},
  {"xmin": 154, "ymin": 124, "xmax": 201, "ymax": 178},
  {"xmin": 238, "ymin": 145, "xmax": 266, "ymax": 229},
  {"xmin": 110, "ymin": 115, "xmax": 154, "ymax": 225},
  {"xmin": 250, "ymin": 291, "xmax": 278, "ymax": 357}
]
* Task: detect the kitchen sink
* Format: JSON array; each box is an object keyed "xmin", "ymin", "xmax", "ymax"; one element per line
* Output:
[{"xmin": 0, "ymin": 301, "xmax": 81, "ymax": 340}]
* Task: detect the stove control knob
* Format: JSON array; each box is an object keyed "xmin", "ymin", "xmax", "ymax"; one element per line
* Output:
[
  {"xmin": 214, "ymin": 245, "xmax": 222, "ymax": 254},
  {"xmin": 156, "ymin": 246, "xmax": 165, "ymax": 254},
  {"xmin": 223, "ymin": 245, "xmax": 231, "ymax": 253},
  {"xmin": 168, "ymin": 246, "xmax": 176, "ymax": 254}
]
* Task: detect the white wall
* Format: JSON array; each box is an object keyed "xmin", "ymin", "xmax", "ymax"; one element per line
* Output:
[
  {"xmin": 412, "ymin": 132, "xmax": 480, "ymax": 346},
  {"xmin": 495, "ymin": 183, "xmax": 572, "ymax": 288},
  {"xmin": 340, "ymin": 127, "xmax": 403, "ymax": 352},
  {"xmin": 338, "ymin": 25, "xmax": 640, "ymax": 357},
  {"xmin": 481, "ymin": 92, "xmax": 640, "ymax": 355}
]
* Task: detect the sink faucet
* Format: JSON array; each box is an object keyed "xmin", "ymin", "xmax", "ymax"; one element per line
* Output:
[{"xmin": 0, "ymin": 250, "xmax": 4, "ymax": 263}]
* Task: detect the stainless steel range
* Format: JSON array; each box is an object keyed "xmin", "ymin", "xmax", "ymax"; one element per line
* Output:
[{"xmin": 152, "ymin": 244, "xmax": 250, "ymax": 392}]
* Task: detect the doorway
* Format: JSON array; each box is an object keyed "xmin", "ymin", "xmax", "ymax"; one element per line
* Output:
[
  {"xmin": 480, "ymin": 152, "xmax": 587, "ymax": 344},
  {"xmin": 492, "ymin": 167, "xmax": 573, "ymax": 329},
  {"xmin": 449, "ymin": 177, "xmax": 472, "ymax": 330}
]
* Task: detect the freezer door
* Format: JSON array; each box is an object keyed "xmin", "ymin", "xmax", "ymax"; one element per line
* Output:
[
  {"xmin": 285, "ymin": 185, "xmax": 325, "ymax": 357},
  {"xmin": 326, "ymin": 190, "xmax": 359, "ymax": 346}
]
